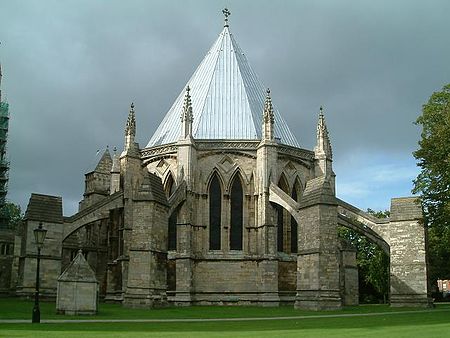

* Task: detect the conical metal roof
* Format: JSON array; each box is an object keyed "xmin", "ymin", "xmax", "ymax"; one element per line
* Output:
[{"xmin": 146, "ymin": 25, "xmax": 299, "ymax": 148}]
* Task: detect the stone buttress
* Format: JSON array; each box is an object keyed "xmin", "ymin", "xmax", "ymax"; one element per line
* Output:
[{"xmin": 295, "ymin": 108, "xmax": 342, "ymax": 310}]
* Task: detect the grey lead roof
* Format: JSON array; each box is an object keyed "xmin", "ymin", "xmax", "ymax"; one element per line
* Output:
[{"xmin": 146, "ymin": 25, "xmax": 300, "ymax": 148}]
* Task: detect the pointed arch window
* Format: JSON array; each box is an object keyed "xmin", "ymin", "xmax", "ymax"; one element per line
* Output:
[
  {"xmin": 277, "ymin": 175, "xmax": 289, "ymax": 252},
  {"xmin": 168, "ymin": 209, "xmax": 177, "ymax": 251},
  {"xmin": 230, "ymin": 175, "xmax": 243, "ymax": 250},
  {"xmin": 277, "ymin": 203, "xmax": 284, "ymax": 252},
  {"xmin": 209, "ymin": 174, "xmax": 222, "ymax": 250},
  {"xmin": 165, "ymin": 173, "xmax": 176, "ymax": 198},
  {"xmin": 291, "ymin": 185, "xmax": 299, "ymax": 253}
]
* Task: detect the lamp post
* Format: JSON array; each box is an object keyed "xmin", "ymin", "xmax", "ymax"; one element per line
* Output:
[{"xmin": 32, "ymin": 222, "xmax": 47, "ymax": 323}]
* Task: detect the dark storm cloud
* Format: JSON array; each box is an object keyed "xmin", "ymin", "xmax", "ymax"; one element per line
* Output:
[{"xmin": 0, "ymin": 0, "xmax": 449, "ymax": 215}]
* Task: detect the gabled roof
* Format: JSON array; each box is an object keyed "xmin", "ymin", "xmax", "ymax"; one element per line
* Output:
[
  {"xmin": 58, "ymin": 250, "xmax": 97, "ymax": 283},
  {"xmin": 146, "ymin": 25, "xmax": 299, "ymax": 148},
  {"xmin": 85, "ymin": 148, "xmax": 112, "ymax": 174}
]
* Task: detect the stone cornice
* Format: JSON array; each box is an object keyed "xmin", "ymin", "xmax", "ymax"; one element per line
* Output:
[
  {"xmin": 141, "ymin": 143, "xmax": 178, "ymax": 159},
  {"xmin": 141, "ymin": 140, "xmax": 315, "ymax": 163}
]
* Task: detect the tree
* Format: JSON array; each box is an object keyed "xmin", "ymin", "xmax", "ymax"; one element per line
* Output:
[
  {"xmin": 0, "ymin": 202, "xmax": 22, "ymax": 230},
  {"xmin": 413, "ymin": 84, "xmax": 450, "ymax": 282},
  {"xmin": 338, "ymin": 209, "xmax": 390, "ymax": 304},
  {"xmin": 413, "ymin": 84, "xmax": 450, "ymax": 228}
]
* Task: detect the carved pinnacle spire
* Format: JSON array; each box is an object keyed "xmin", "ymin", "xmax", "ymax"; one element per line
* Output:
[
  {"xmin": 125, "ymin": 102, "xmax": 136, "ymax": 137},
  {"xmin": 263, "ymin": 88, "xmax": 275, "ymax": 124},
  {"xmin": 262, "ymin": 88, "xmax": 275, "ymax": 141},
  {"xmin": 181, "ymin": 86, "xmax": 193, "ymax": 123},
  {"xmin": 181, "ymin": 86, "xmax": 194, "ymax": 139},
  {"xmin": 316, "ymin": 105, "xmax": 332, "ymax": 158},
  {"xmin": 222, "ymin": 8, "xmax": 231, "ymax": 27}
]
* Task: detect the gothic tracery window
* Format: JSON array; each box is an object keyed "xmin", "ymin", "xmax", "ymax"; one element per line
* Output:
[
  {"xmin": 230, "ymin": 175, "xmax": 243, "ymax": 250},
  {"xmin": 277, "ymin": 174, "xmax": 289, "ymax": 252},
  {"xmin": 209, "ymin": 174, "xmax": 222, "ymax": 250},
  {"xmin": 165, "ymin": 173, "xmax": 176, "ymax": 198},
  {"xmin": 291, "ymin": 183, "xmax": 299, "ymax": 253},
  {"xmin": 168, "ymin": 209, "xmax": 177, "ymax": 251}
]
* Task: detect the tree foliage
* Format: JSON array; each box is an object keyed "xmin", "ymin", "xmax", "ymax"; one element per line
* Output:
[
  {"xmin": 413, "ymin": 84, "xmax": 450, "ymax": 227},
  {"xmin": 413, "ymin": 84, "xmax": 450, "ymax": 281},
  {"xmin": 0, "ymin": 202, "xmax": 23, "ymax": 230},
  {"xmin": 338, "ymin": 209, "xmax": 390, "ymax": 303}
]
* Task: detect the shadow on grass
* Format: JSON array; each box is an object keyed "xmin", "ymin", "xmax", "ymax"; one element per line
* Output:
[
  {"xmin": 2, "ymin": 297, "xmax": 450, "ymax": 334},
  {"xmin": 3, "ymin": 297, "xmax": 449, "ymax": 320},
  {"xmin": 1, "ymin": 311, "xmax": 450, "ymax": 334}
]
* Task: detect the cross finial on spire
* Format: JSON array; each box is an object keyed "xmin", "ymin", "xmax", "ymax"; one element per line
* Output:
[{"xmin": 222, "ymin": 8, "xmax": 231, "ymax": 27}]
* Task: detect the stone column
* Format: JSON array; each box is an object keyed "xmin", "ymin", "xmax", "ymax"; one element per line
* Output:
[
  {"xmin": 389, "ymin": 197, "xmax": 430, "ymax": 307},
  {"xmin": 295, "ymin": 177, "xmax": 342, "ymax": 310},
  {"xmin": 174, "ymin": 199, "xmax": 194, "ymax": 306},
  {"xmin": 256, "ymin": 139, "xmax": 279, "ymax": 306}
]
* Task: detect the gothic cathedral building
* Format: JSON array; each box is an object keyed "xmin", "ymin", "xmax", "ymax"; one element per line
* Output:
[{"xmin": 12, "ymin": 12, "xmax": 430, "ymax": 310}]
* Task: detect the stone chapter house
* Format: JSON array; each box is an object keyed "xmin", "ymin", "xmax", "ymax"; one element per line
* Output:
[{"xmin": 9, "ymin": 15, "xmax": 430, "ymax": 310}]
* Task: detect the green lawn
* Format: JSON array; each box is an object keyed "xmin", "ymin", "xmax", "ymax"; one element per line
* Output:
[{"xmin": 1, "ymin": 298, "xmax": 450, "ymax": 337}]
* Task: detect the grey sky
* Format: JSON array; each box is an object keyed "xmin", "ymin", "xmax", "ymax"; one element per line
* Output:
[{"xmin": 1, "ymin": 0, "xmax": 449, "ymax": 215}]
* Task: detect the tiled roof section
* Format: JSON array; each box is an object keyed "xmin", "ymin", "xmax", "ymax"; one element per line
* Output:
[
  {"xmin": 84, "ymin": 148, "xmax": 112, "ymax": 174},
  {"xmin": 147, "ymin": 26, "xmax": 300, "ymax": 148},
  {"xmin": 25, "ymin": 193, "xmax": 63, "ymax": 223},
  {"xmin": 94, "ymin": 149, "xmax": 112, "ymax": 173},
  {"xmin": 58, "ymin": 250, "xmax": 98, "ymax": 283},
  {"xmin": 134, "ymin": 172, "xmax": 168, "ymax": 206}
]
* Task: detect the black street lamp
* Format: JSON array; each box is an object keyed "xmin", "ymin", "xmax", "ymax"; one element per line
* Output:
[{"xmin": 32, "ymin": 222, "xmax": 47, "ymax": 323}]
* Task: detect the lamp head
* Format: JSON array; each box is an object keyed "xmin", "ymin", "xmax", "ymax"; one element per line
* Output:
[{"xmin": 34, "ymin": 222, "xmax": 47, "ymax": 249}]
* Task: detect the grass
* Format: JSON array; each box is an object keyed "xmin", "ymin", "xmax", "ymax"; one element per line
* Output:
[{"xmin": 1, "ymin": 298, "xmax": 450, "ymax": 337}]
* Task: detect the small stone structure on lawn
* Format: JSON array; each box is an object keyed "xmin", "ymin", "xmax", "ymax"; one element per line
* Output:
[{"xmin": 57, "ymin": 250, "xmax": 98, "ymax": 315}]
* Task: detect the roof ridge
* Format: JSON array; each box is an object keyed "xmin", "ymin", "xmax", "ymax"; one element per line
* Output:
[
  {"xmin": 228, "ymin": 30, "xmax": 260, "ymax": 139},
  {"xmin": 193, "ymin": 28, "xmax": 227, "ymax": 138}
]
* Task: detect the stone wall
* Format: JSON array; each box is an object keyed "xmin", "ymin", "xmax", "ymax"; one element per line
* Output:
[
  {"xmin": 389, "ymin": 197, "xmax": 430, "ymax": 307},
  {"xmin": 0, "ymin": 229, "xmax": 14, "ymax": 294},
  {"xmin": 16, "ymin": 219, "xmax": 64, "ymax": 297},
  {"xmin": 278, "ymin": 259, "xmax": 297, "ymax": 303},
  {"xmin": 340, "ymin": 248, "xmax": 358, "ymax": 306}
]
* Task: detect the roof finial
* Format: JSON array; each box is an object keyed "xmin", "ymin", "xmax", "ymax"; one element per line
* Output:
[
  {"xmin": 262, "ymin": 88, "xmax": 275, "ymax": 141},
  {"xmin": 181, "ymin": 86, "xmax": 193, "ymax": 123},
  {"xmin": 316, "ymin": 105, "xmax": 332, "ymax": 159},
  {"xmin": 181, "ymin": 86, "xmax": 194, "ymax": 139},
  {"xmin": 125, "ymin": 102, "xmax": 136, "ymax": 137},
  {"xmin": 222, "ymin": 8, "xmax": 231, "ymax": 27},
  {"xmin": 263, "ymin": 88, "xmax": 274, "ymax": 124}
]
